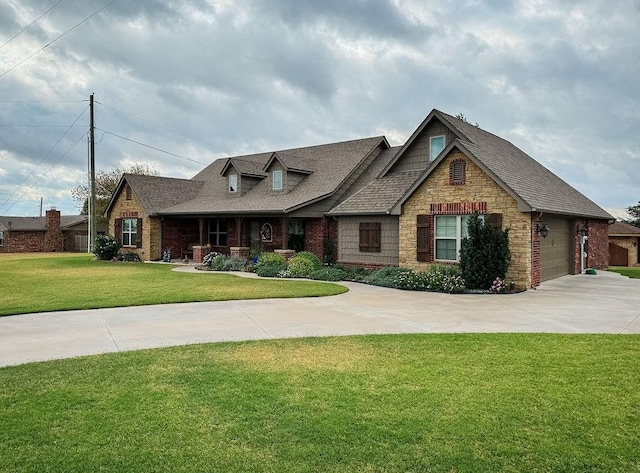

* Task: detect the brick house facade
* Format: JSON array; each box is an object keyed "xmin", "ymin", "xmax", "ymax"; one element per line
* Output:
[
  {"xmin": 106, "ymin": 109, "xmax": 612, "ymax": 289},
  {"xmin": 0, "ymin": 209, "xmax": 101, "ymax": 254}
]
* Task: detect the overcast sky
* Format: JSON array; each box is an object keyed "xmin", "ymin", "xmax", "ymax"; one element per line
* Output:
[{"xmin": 1, "ymin": 0, "xmax": 638, "ymax": 219}]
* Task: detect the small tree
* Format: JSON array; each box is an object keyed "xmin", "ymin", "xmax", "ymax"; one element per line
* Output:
[
  {"xmin": 459, "ymin": 213, "xmax": 511, "ymax": 290},
  {"xmin": 626, "ymin": 201, "xmax": 640, "ymax": 228}
]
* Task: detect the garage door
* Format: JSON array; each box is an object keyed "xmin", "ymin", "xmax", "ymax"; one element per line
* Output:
[{"xmin": 540, "ymin": 217, "xmax": 573, "ymax": 282}]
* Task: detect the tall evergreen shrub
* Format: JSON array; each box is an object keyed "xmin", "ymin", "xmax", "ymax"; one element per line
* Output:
[{"xmin": 459, "ymin": 213, "xmax": 511, "ymax": 290}]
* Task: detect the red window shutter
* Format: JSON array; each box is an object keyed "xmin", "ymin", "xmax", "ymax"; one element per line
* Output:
[
  {"xmin": 136, "ymin": 218, "xmax": 143, "ymax": 248},
  {"xmin": 114, "ymin": 218, "xmax": 123, "ymax": 244},
  {"xmin": 417, "ymin": 215, "xmax": 431, "ymax": 262}
]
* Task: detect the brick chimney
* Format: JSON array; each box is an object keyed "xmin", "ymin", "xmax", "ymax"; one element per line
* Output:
[{"xmin": 44, "ymin": 208, "xmax": 64, "ymax": 252}]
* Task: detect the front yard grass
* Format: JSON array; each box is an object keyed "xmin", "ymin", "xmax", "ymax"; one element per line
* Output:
[
  {"xmin": 609, "ymin": 266, "xmax": 640, "ymax": 279},
  {"xmin": 0, "ymin": 254, "xmax": 347, "ymax": 316},
  {"xmin": 1, "ymin": 334, "xmax": 638, "ymax": 472}
]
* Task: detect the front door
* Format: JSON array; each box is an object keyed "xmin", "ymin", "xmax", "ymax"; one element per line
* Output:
[{"xmin": 249, "ymin": 221, "xmax": 260, "ymax": 251}]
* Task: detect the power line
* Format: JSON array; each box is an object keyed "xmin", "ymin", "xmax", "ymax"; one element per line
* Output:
[
  {"xmin": 95, "ymin": 101, "xmax": 220, "ymax": 150},
  {"xmin": 0, "ymin": 133, "xmax": 87, "ymax": 215},
  {"xmin": 0, "ymin": 100, "xmax": 85, "ymax": 103},
  {"xmin": 0, "ymin": 0, "xmax": 119, "ymax": 79},
  {"xmin": 0, "ymin": 105, "xmax": 88, "ymax": 214},
  {"xmin": 96, "ymin": 128, "xmax": 208, "ymax": 165},
  {"xmin": 0, "ymin": 124, "xmax": 85, "ymax": 127},
  {"xmin": 0, "ymin": 0, "xmax": 65, "ymax": 50}
]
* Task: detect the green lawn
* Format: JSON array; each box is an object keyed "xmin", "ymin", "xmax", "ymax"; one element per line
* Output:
[
  {"xmin": 1, "ymin": 334, "xmax": 638, "ymax": 472},
  {"xmin": 609, "ymin": 266, "xmax": 640, "ymax": 279},
  {"xmin": 0, "ymin": 254, "xmax": 347, "ymax": 316}
]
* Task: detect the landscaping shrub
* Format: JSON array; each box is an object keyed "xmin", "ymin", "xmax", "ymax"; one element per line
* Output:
[
  {"xmin": 335, "ymin": 264, "xmax": 371, "ymax": 282},
  {"xmin": 255, "ymin": 252, "xmax": 287, "ymax": 277},
  {"xmin": 114, "ymin": 252, "xmax": 141, "ymax": 262},
  {"xmin": 287, "ymin": 252, "xmax": 321, "ymax": 278},
  {"xmin": 93, "ymin": 234, "xmax": 120, "ymax": 261},
  {"xmin": 365, "ymin": 266, "xmax": 412, "ymax": 288},
  {"xmin": 460, "ymin": 213, "xmax": 511, "ymax": 290},
  {"xmin": 204, "ymin": 253, "xmax": 248, "ymax": 271},
  {"xmin": 310, "ymin": 267, "xmax": 346, "ymax": 281}
]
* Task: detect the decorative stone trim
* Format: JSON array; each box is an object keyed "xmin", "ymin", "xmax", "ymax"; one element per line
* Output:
[{"xmin": 230, "ymin": 246, "xmax": 250, "ymax": 259}]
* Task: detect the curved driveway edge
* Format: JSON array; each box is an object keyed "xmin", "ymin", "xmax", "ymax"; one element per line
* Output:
[{"xmin": 1, "ymin": 270, "xmax": 639, "ymax": 368}]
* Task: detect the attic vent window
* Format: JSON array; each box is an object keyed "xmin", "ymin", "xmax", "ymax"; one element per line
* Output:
[
  {"xmin": 125, "ymin": 184, "xmax": 132, "ymax": 200},
  {"xmin": 450, "ymin": 159, "xmax": 466, "ymax": 185},
  {"xmin": 272, "ymin": 170, "xmax": 283, "ymax": 190},
  {"xmin": 229, "ymin": 174, "xmax": 238, "ymax": 193},
  {"xmin": 430, "ymin": 135, "xmax": 445, "ymax": 161}
]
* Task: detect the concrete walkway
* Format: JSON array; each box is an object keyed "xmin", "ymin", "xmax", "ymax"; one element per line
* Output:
[{"xmin": 1, "ymin": 269, "xmax": 639, "ymax": 367}]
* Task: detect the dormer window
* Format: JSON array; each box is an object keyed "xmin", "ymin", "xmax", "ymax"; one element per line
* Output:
[
  {"xmin": 430, "ymin": 135, "xmax": 445, "ymax": 161},
  {"xmin": 272, "ymin": 170, "xmax": 283, "ymax": 190},
  {"xmin": 228, "ymin": 174, "xmax": 238, "ymax": 193}
]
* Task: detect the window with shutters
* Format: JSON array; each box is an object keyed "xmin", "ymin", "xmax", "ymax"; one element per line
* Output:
[
  {"xmin": 122, "ymin": 218, "xmax": 138, "ymax": 247},
  {"xmin": 434, "ymin": 214, "xmax": 483, "ymax": 262},
  {"xmin": 449, "ymin": 159, "xmax": 465, "ymax": 185},
  {"xmin": 359, "ymin": 222, "xmax": 381, "ymax": 252}
]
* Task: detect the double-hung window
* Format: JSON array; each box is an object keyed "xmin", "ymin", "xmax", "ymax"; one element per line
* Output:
[
  {"xmin": 272, "ymin": 170, "xmax": 283, "ymax": 190},
  {"xmin": 122, "ymin": 218, "xmax": 138, "ymax": 247},
  {"xmin": 434, "ymin": 215, "xmax": 481, "ymax": 262},
  {"xmin": 429, "ymin": 136, "xmax": 445, "ymax": 161}
]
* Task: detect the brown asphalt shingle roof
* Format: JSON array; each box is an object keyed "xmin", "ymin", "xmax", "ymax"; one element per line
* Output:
[
  {"xmin": 0, "ymin": 215, "xmax": 87, "ymax": 231},
  {"xmin": 161, "ymin": 137, "xmax": 385, "ymax": 215},
  {"xmin": 609, "ymin": 221, "xmax": 640, "ymax": 235},
  {"xmin": 122, "ymin": 174, "xmax": 204, "ymax": 216},
  {"xmin": 436, "ymin": 111, "xmax": 612, "ymax": 219},
  {"xmin": 331, "ymin": 110, "xmax": 611, "ymax": 219}
]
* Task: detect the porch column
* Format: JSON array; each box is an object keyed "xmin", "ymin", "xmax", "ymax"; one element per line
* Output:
[
  {"xmin": 235, "ymin": 217, "xmax": 244, "ymax": 246},
  {"xmin": 198, "ymin": 218, "xmax": 204, "ymax": 246},
  {"xmin": 281, "ymin": 216, "xmax": 289, "ymax": 250}
]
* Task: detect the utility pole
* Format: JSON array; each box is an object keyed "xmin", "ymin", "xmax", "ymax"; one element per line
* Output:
[{"xmin": 89, "ymin": 93, "xmax": 96, "ymax": 252}]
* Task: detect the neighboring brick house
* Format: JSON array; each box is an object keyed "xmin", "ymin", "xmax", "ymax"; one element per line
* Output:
[
  {"xmin": 105, "ymin": 109, "xmax": 612, "ymax": 289},
  {"xmin": 0, "ymin": 209, "xmax": 102, "ymax": 253},
  {"xmin": 608, "ymin": 221, "xmax": 640, "ymax": 267}
]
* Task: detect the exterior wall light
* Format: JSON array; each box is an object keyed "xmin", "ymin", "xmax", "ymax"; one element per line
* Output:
[{"xmin": 538, "ymin": 222, "xmax": 549, "ymax": 239}]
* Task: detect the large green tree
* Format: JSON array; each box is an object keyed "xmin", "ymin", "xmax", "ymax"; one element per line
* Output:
[
  {"xmin": 626, "ymin": 201, "xmax": 640, "ymax": 227},
  {"xmin": 71, "ymin": 163, "xmax": 159, "ymax": 225}
]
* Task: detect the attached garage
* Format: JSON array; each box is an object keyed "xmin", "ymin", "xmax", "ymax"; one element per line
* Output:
[{"xmin": 540, "ymin": 216, "xmax": 573, "ymax": 282}]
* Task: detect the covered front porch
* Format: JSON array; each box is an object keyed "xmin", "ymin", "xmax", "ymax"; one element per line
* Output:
[{"xmin": 159, "ymin": 215, "xmax": 336, "ymax": 263}]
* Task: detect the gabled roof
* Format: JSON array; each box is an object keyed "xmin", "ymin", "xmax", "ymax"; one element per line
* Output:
[
  {"xmin": 0, "ymin": 215, "xmax": 88, "ymax": 231},
  {"xmin": 609, "ymin": 221, "xmax": 640, "ymax": 236},
  {"xmin": 364, "ymin": 109, "xmax": 611, "ymax": 220},
  {"xmin": 264, "ymin": 152, "xmax": 314, "ymax": 174},
  {"xmin": 220, "ymin": 158, "xmax": 267, "ymax": 178},
  {"xmin": 161, "ymin": 137, "xmax": 386, "ymax": 215},
  {"xmin": 104, "ymin": 174, "xmax": 204, "ymax": 217}
]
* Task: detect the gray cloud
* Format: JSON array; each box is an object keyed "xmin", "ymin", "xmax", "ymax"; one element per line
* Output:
[{"xmin": 0, "ymin": 0, "xmax": 638, "ymax": 217}]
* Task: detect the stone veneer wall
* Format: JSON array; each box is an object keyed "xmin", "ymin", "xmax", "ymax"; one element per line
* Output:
[
  {"xmin": 399, "ymin": 150, "xmax": 533, "ymax": 289},
  {"xmin": 109, "ymin": 189, "xmax": 158, "ymax": 260}
]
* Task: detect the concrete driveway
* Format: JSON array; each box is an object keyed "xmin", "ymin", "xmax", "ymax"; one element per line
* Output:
[{"xmin": 1, "ymin": 269, "xmax": 638, "ymax": 368}]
